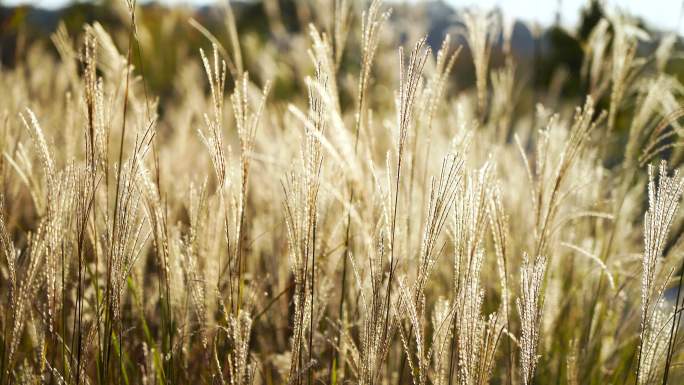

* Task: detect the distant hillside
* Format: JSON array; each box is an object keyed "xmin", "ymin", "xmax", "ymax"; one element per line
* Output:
[{"xmin": 1, "ymin": 0, "xmax": 677, "ymax": 99}]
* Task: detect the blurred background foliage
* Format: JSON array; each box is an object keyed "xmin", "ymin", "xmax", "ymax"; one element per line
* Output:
[{"xmin": 1, "ymin": 0, "xmax": 684, "ymax": 124}]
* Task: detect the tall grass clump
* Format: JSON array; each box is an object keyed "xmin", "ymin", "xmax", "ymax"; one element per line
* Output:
[{"xmin": 2, "ymin": 0, "xmax": 684, "ymax": 384}]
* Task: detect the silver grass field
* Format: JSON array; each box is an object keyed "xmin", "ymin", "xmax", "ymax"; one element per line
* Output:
[{"xmin": 2, "ymin": 0, "xmax": 684, "ymax": 384}]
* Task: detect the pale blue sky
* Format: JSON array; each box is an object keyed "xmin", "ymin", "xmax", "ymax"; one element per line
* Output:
[{"xmin": 4, "ymin": 0, "xmax": 684, "ymax": 35}]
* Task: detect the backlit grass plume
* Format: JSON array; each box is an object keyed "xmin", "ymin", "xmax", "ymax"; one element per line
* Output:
[{"xmin": 1, "ymin": 0, "xmax": 684, "ymax": 384}]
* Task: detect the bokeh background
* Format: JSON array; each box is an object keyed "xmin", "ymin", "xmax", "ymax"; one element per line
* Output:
[{"xmin": 2, "ymin": 0, "xmax": 683, "ymax": 109}]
